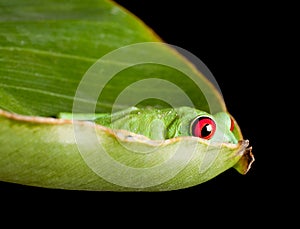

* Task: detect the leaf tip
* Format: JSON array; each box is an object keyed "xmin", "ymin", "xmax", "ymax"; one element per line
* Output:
[{"xmin": 233, "ymin": 144, "xmax": 255, "ymax": 175}]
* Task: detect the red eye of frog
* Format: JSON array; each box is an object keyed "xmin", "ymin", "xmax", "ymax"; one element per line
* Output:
[{"xmin": 190, "ymin": 116, "xmax": 216, "ymax": 140}]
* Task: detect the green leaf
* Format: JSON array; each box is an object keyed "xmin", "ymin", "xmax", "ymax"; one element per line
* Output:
[
  {"xmin": 0, "ymin": 0, "xmax": 164, "ymax": 116},
  {"xmin": 0, "ymin": 109, "xmax": 250, "ymax": 191},
  {"xmin": 0, "ymin": 0, "xmax": 254, "ymax": 191}
]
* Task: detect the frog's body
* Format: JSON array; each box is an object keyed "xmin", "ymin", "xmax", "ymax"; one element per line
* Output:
[{"xmin": 58, "ymin": 106, "xmax": 238, "ymax": 143}]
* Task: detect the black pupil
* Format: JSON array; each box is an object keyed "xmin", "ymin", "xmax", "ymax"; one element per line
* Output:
[{"xmin": 201, "ymin": 124, "xmax": 212, "ymax": 137}]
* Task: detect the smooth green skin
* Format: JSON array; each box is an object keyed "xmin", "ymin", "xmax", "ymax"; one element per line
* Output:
[{"xmin": 59, "ymin": 106, "xmax": 238, "ymax": 144}]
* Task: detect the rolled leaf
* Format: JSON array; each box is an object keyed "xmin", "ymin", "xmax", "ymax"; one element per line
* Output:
[{"xmin": 0, "ymin": 109, "xmax": 250, "ymax": 191}]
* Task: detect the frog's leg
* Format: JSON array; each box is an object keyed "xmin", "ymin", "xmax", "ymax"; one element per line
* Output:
[
  {"xmin": 57, "ymin": 112, "xmax": 106, "ymax": 121},
  {"xmin": 57, "ymin": 107, "xmax": 139, "ymax": 122}
]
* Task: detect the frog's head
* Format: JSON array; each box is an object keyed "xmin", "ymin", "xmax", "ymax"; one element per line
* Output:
[{"xmin": 175, "ymin": 107, "xmax": 238, "ymax": 144}]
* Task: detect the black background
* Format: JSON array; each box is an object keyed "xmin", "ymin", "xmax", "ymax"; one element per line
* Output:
[{"xmin": 1, "ymin": 0, "xmax": 282, "ymax": 217}]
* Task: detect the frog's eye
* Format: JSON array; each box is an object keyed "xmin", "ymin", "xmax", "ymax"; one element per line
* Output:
[{"xmin": 190, "ymin": 116, "xmax": 216, "ymax": 140}]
